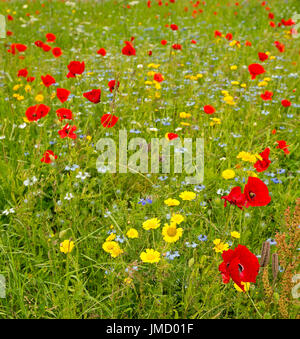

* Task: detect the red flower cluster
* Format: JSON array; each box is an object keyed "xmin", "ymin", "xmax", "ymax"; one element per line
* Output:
[
  {"xmin": 222, "ymin": 177, "xmax": 271, "ymax": 209},
  {"xmin": 219, "ymin": 245, "xmax": 260, "ymax": 291},
  {"xmin": 26, "ymin": 104, "xmax": 50, "ymax": 122}
]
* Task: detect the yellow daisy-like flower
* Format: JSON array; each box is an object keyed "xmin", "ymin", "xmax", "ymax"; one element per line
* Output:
[
  {"xmin": 237, "ymin": 151, "xmax": 260, "ymax": 164},
  {"xmin": 24, "ymin": 85, "xmax": 31, "ymax": 93},
  {"xmin": 124, "ymin": 277, "xmax": 133, "ymax": 285},
  {"xmin": 231, "ymin": 231, "xmax": 240, "ymax": 239},
  {"xmin": 126, "ymin": 228, "xmax": 139, "ymax": 239},
  {"xmin": 102, "ymin": 241, "xmax": 123, "ymax": 258},
  {"xmin": 142, "ymin": 218, "xmax": 161, "ymax": 231},
  {"xmin": 162, "ymin": 223, "xmax": 183, "ymax": 243},
  {"xmin": 230, "ymin": 65, "xmax": 237, "ymax": 70},
  {"xmin": 102, "ymin": 241, "xmax": 119, "ymax": 253},
  {"xmin": 222, "ymin": 169, "xmax": 235, "ymax": 180},
  {"xmin": 213, "ymin": 239, "xmax": 229, "ymax": 253},
  {"xmin": 164, "ymin": 198, "xmax": 180, "ymax": 207},
  {"xmin": 140, "ymin": 249, "xmax": 161, "ymax": 263},
  {"xmin": 106, "ymin": 233, "xmax": 116, "ymax": 242},
  {"xmin": 35, "ymin": 94, "xmax": 44, "ymax": 102},
  {"xmin": 179, "ymin": 191, "xmax": 196, "ymax": 201},
  {"xmin": 170, "ymin": 213, "xmax": 184, "ymax": 225},
  {"xmin": 110, "ymin": 245, "xmax": 124, "ymax": 258},
  {"xmin": 179, "ymin": 112, "xmax": 191, "ymax": 118},
  {"xmin": 234, "ymin": 282, "xmax": 250, "ymax": 292},
  {"xmin": 210, "ymin": 118, "xmax": 221, "ymax": 127},
  {"xmin": 60, "ymin": 239, "xmax": 74, "ymax": 254}
]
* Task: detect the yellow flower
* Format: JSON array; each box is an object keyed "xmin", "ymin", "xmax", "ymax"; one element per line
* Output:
[
  {"xmin": 154, "ymin": 82, "xmax": 161, "ymax": 90},
  {"xmin": 162, "ymin": 223, "xmax": 183, "ymax": 243},
  {"xmin": 142, "ymin": 218, "xmax": 161, "ymax": 230},
  {"xmin": 210, "ymin": 118, "xmax": 221, "ymax": 127},
  {"xmin": 155, "ymin": 92, "xmax": 161, "ymax": 98},
  {"xmin": 240, "ymin": 83, "xmax": 247, "ymax": 88},
  {"xmin": 231, "ymin": 231, "xmax": 240, "ymax": 239},
  {"xmin": 246, "ymin": 171, "xmax": 258, "ymax": 177},
  {"xmin": 13, "ymin": 84, "xmax": 22, "ymax": 91},
  {"xmin": 102, "ymin": 241, "xmax": 118, "ymax": 253},
  {"xmin": 179, "ymin": 112, "xmax": 191, "ymax": 118},
  {"xmin": 126, "ymin": 228, "xmax": 139, "ymax": 239},
  {"xmin": 60, "ymin": 239, "xmax": 74, "ymax": 254},
  {"xmin": 180, "ymin": 122, "xmax": 190, "ymax": 126},
  {"xmin": 164, "ymin": 198, "xmax": 180, "ymax": 207},
  {"xmin": 258, "ymin": 81, "xmax": 268, "ymax": 87},
  {"xmin": 213, "ymin": 239, "xmax": 229, "ymax": 253},
  {"xmin": 35, "ymin": 94, "xmax": 44, "ymax": 102},
  {"xmin": 24, "ymin": 85, "xmax": 31, "ymax": 93},
  {"xmin": 237, "ymin": 151, "xmax": 260, "ymax": 164},
  {"xmin": 110, "ymin": 245, "xmax": 123, "ymax": 258},
  {"xmin": 170, "ymin": 213, "xmax": 184, "ymax": 225},
  {"xmin": 230, "ymin": 65, "xmax": 237, "ymax": 70},
  {"xmin": 179, "ymin": 191, "xmax": 196, "ymax": 201},
  {"xmin": 86, "ymin": 135, "xmax": 92, "ymax": 141},
  {"xmin": 102, "ymin": 241, "xmax": 123, "ymax": 258},
  {"xmin": 231, "ymin": 81, "xmax": 240, "ymax": 85},
  {"xmin": 124, "ymin": 277, "xmax": 133, "ymax": 285},
  {"xmin": 106, "ymin": 233, "xmax": 116, "ymax": 242},
  {"xmin": 234, "ymin": 282, "xmax": 250, "ymax": 292},
  {"xmin": 140, "ymin": 249, "xmax": 161, "ymax": 263},
  {"xmin": 196, "ymin": 73, "xmax": 203, "ymax": 78},
  {"xmin": 222, "ymin": 169, "xmax": 235, "ymax": 180},
  {"xmin": 144, "ymin": 81, "xmax": 153, "ymax": 85}
]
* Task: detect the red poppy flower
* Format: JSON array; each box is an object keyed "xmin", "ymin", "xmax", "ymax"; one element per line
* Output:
[
  {"xmin": 67, "ymin": 61, "xmax": 85, "ymax": 77},
  {"xmin": 35, "ymin": 40, "xmax": 44, "ymax": 48},
  {"xmin": 46, "ymin": 33, "xmax": 56, "ymax": 42},
  {"xmin": 122, "ymin": 41, "xmax": 136, "ymax": 56},
  {"xmin": 25, "ymin": 104, "xmax": 50, "ymax": 122},
  {"xmin": 148, "ymin": 50, "xmax": 152, "ymax": 56},
  {"xmin": 260, "ymin": 90, "xmax": 273, "ymax": 100},
  {"xmin": 276, "ymin": 140, "xmax": 290, "ymax": 154},
  {"xmin": 153, "ymin": 73, "xmax": 164, "ymax": 83},
  {"xmin": 58, "ymin": 124, "xmax": 77, "ymax": 139},
  {"xmin": 258, "ymin": 52, "xmax": 268, "ymax": 62},
  {"xmin": 40, "ymin": 150, "xmax": 57, "ymax": 164},
  {"xmin": 244, "ymin": 177, "xmax": 271, "ymax": 208},
  {"xmin": 42, "ymin": 44, "xmax": 52, "ymax": 52},
  {"xmin": 214, "ymin": 30, "xmax": 222, "ymax": 37},
  {"xmin": 6, "ymin": 31, "xmax": 13, "ymax": 36},
  {"xmin": 203, "ymin": 105, "xmax": 215, "ymax": 114},
  {"xmin": 219, "ymin": 245, "xmax": 260, "ymax": 291},
  {"xmin": 225, "ymin": 33, "xmax": 233, "ymax": 40},
  {"xmin": 254, "ymin": 148, "xmax": 271, "ymax": 173},
  {"xmin": 41, "ymin": 74, "xmax": 56, "ymax": 87},
  {"xmin": 221, "ymin": 186, "xmax": 247, "ymax": 210},
  {"xmin": 245, "ymin": 40, "xmax": 252, "ymax": 46},
  {"xmin": 83, "ymin": 89, "xmax": 101, "ymax": 104},
  {"xmin": 274, "ymin": 41, "xmax": 285, "ymax": 53},
  {"xmin": 7, "ymin": 15, "xmax": 13, "ymax": 21},
  {"xmin": 172, "ymin": 44, "xmax": 182, "ymax": 50},
  {"xmin": 26, "ymin": 77, "xmax": 35, "ymax": 82},
  {"xmin": 248, "ymin": 63, "xmax": 265, "ymax": 80},
  {"xmin": 191, "ymin": 39, "xmax": 197, "ymax": 44},
  {"xmin": 270, "ymin": 21, "xmax": 276, "ymax": 28},
  {"xmin": 52, "ymin": 47, "xmax": 62, "ymax": 58},
  {"xmin": 101, "ymin": 114, "xmax": 118, "ymax": 128},
  {"xmin": 97, "ymin": 48, "xmax": 106, "ymax": 56},
  {"xmin": 281, "ymin": 99, "xmax": 291, "ymax": 107},
  {"xmin": 15, "ymin": 44, "xmax": 27, "ymax": 52},
  {"xmin": 268, "ymin": 12, "xmax": 274, "ymax": 19},
  {"xmin": 57, "ymin": 88, "xmax": 71, "ymax": 103},
  {"xmin": 166, "ymin": 133, "xmax": 178, "ymax": 140},
  {"xmin": 108, "ymin": 80, "xmax": 120, "ymax": 93},
  {"xmin": 56, "ymin": 108, "xmax": 73, "ymax": 121},
  {"xmin": 161, "ymin": 40, "xmax": 168, "ymax": 45},
  {"xmin": 17, "ymin": 68, "xmax": 28, "ymax": 77},
  {"xmin": 170, "ymin": 24, "xmax": 178, "ymax": 31}
]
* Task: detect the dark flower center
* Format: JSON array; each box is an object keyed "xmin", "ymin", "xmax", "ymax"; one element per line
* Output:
[
  {"xmin": 249, "ymin": 191, "xmax": 256, "ymax": 199},
  {"xmin": 238, "ymin": 264, "xmax": 244, "ymax": 273}
]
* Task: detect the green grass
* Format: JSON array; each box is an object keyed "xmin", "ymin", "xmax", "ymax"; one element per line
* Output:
[{"xmin": 0, "ymin": 0, "xmax": 299, "ymax": 319}]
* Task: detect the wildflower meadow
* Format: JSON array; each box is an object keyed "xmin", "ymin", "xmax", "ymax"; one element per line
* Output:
[{"xmin": 0, "ymin": 0, "xmax": 299, "ymax": 320}]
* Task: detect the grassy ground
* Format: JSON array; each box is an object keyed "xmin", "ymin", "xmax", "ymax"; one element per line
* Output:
[{"xmin": 0, "ymin": 0, "xmax": 299, "ymax": 319}]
